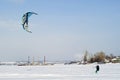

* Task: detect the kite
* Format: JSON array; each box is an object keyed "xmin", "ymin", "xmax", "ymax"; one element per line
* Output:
[{"xmin": 22, "ymin": 12, "xmax": 38, "ymax": 33}]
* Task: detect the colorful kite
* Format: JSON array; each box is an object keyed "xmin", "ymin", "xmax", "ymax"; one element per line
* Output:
[{"xmin": 22, "ymin": 12, "xmax": 38, "ymax": 33}]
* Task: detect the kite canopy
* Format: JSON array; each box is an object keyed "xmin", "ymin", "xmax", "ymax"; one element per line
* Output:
[{"xmin": 22, "ymin": 12, "xmax": 38, "ymax": 33}]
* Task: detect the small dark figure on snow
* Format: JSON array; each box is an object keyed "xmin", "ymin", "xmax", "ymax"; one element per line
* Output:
[{"xmin": 96, "ymin": 65, "xmax": 100, "ymax": 73}]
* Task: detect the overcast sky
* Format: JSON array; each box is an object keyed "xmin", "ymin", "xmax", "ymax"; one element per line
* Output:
[{"xmin": 0, "ymin": 0, "xmax": 120, "ymax": 61}]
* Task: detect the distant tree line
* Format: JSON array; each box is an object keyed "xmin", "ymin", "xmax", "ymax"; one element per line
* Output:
[{"xmin": 83, "ymin": 51, "xmax": 120, "ymax": 63}]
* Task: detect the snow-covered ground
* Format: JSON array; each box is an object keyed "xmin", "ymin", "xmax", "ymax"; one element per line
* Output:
[{"xmin": 0, "ymin": 63, "xmax": 120, "ymax": 80}]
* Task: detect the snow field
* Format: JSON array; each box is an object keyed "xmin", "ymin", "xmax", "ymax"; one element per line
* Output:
[{"xmin": 0, "ymin": 63, "xmax": 120, "ymax": 80}]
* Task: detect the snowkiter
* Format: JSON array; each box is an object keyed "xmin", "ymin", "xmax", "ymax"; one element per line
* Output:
[{"xmin": 96, "ymin": 65, "xmax": 100, "ymax": 73}]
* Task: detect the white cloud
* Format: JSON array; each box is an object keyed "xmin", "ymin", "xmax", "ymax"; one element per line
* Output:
[
  {"xmin": 0, "ymin": 19, "xmax": 17, "ymax": 27},
  {"xmin": 0, "ymin": 19, "xmax": 20, "ymax": 32}
]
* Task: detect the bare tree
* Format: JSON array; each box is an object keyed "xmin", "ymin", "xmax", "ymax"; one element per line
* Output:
[
  {"xmin": 94, "ymin": 51, "xmax": 105, "ymax": 62},
  {"xmin": 83, "ymin": 50, "xmax": 88, "ymax": 63}
]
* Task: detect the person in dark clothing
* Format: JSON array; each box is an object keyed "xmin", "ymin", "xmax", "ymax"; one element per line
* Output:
[{"xmin": 96, "ymin": 65, "xmax": 100, "ymax": 73}]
